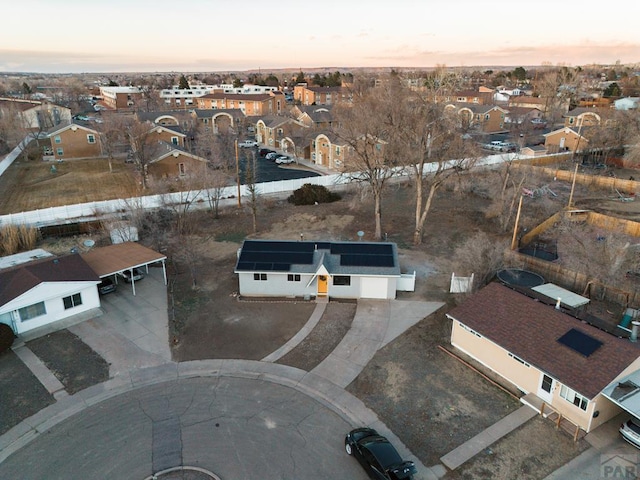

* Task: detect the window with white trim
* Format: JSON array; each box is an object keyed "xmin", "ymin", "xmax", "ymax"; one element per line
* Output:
[
  {"xmin": 333, "ymin": 276, "xmax": 351, "ymax": 286},
  {"xmin": 63, "ymin": 293, "xmax": 83, "ymax": 310},
  {"xmin": 54, "ymin": 135, "xmax": 61, "ymax": 144},
  {"xmin": 287, "ymin": 274, "xmax": 301, "ymax": 282},
  {"xmin": 559, "ymin": 385, "xmax": 588, "ymax": 411},
  {"xmin": 178, "ymin": 163, "xmax": 186, "ymax": 176},
  {"xmin": 253, "ymin": 273, "xmax": 267, "ymax": 281},
  {"xmin": 56, "ymin": 147, "xmax": 64, "ymax": 156},
  {"xmin": 87, "ymin": 134, "xmax": 96, "ymax": 144},
  {"xmin": 18, "ymin": 302, "xmax": 47, "ymax": 321},
  {"xmin": 171, "ymin": 136, "xmax": 179, "ymax": 145}
]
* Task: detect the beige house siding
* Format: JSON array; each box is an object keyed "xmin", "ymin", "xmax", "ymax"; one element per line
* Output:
[
  {"xmin": 50, "ymin": 126, "xmax": 102, "ymax": 160},
  {"xmin": 148, "ymin": 152, "xmax": 207, "ymax": 180},
  {"xmin": 544, "ymin": 129, "xmax": 587, "ymax": 153},
  {"xmin": 450, "ymin": 319, "xmax": 622, "ymax": 432}
]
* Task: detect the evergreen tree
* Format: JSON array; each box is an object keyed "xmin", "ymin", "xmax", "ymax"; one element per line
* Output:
[{"xmin": 178, "ymin": 74, "xmax": 190, "ymax": 89}]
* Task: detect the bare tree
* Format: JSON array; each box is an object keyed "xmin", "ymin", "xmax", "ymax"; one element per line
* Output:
[
  {"xmin": 96, "ymin": 113, "xmax": 128, "ymax": 173},
  {"xmin": 244, "ymin": 153, "xmax": 259, "ymax": 233},
  {"xmin": 124, "ymin": 118, "xmax": 163, "ymax": 190},
  {"xmin": 332, "ymin": 76, "xmax": 401, "ymax": 240}
]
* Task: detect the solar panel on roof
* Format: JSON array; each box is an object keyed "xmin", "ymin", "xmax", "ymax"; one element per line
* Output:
[
  {"xmin": 340, "ymin": 254, "xmax": 395, "ymax": 267},
  {"xmin": 557, "ymin": 328, "xmax": 603, "ymax": 357},
  {"xmin": 331, "ymin": 243, "xmax": 393, "ymax": 255}
]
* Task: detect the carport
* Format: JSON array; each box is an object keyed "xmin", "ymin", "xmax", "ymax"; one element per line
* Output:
[{"xmin": 81, "ymin": 242, "xmax": 167, "ymax": 296}]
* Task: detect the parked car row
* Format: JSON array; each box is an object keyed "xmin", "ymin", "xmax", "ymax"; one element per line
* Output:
[
  {"xmin": 238, "ymin": 140, "xmax": 258, "ymax": 148},
  {"xmin": 483, "ymin": 140, "xmax": 519, "ymax": 152},
  {"xmin": 260, "ymin": 149, "xmax": 295, "ymax": 164}
]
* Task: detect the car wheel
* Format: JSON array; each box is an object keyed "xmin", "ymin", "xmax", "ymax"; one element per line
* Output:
[{"xmin": 345, "ymin": 443, "xmax": 353, "ymax": 455}]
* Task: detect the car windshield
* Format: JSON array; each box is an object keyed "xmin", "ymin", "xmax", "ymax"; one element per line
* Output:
[{"xmin": 628, "ymin": 420, "xmax": 640, "ymax": 435}]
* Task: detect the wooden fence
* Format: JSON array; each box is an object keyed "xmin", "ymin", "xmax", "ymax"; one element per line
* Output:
[
  {"xmin": 504, "ymin": 250, "xmax": 640, "ymax": 308},
  {"xmin": 514, "ymin": 163, "xmax": 640, "ymax": 194}
]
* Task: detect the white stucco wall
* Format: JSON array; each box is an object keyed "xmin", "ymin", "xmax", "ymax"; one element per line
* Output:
[
  {"xmin": 237, "ymin": 272, "xmax": 396, "ymax": 299},
  {"xmin": 0, "ymin": 281, "xmax": 100, "ymax": 334}
]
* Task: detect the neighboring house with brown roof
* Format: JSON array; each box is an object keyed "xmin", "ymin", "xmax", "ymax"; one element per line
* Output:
[
  {"xmin": 0, "ymin": 253, "xmax": 101, "ymax": 334},
  {"xmin": 46, "ymin": 122, "xmax": 102, "ymax": 160},
  {"xmin": 196, "ymin": 92, "xmax": 280, "ymax": 116},
  {"xmin": 0, "ymin": 97, "xmax": 71, "ymax": 130},
  {"xmin": 293, "ymin": 84, "xmax": 345, "ymax": 106},
  {"xmin": 447, "ymin": 282, "xmax": 640, "ymax": 433},
  {"xmin": 544, "ymin": 126, "xmax": 590, "ymax": 153}
]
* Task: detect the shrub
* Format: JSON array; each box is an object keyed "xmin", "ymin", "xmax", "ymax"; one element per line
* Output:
[
  {"xmin": 0, "ymin": 323, "xmax": 15, "ymax": 354},
  {"xmin": 288, "ymin": 184, "xmax": 341, "ymax": 205}
]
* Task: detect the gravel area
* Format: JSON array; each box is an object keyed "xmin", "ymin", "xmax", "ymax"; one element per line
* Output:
[{"xmin": 26, "ymin": 330, "xmax": 109, "ymax": 395}]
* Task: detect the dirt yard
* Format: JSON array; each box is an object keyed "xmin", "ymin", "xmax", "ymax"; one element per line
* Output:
[
  {"xmin": 7, "ymin": 159, "xmax": 636, "ymax": 476},
  {"xmin": 165, "ymin": 170, "xmax": 602, "ymax": 478}
]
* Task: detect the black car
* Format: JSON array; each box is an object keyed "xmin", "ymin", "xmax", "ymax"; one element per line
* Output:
[
  {"xmin": 259, "ymin": 148, "xmax": 274, "ymax": 157},
  {"xmin": 98, "ymin": 277, "xmax": 117, "ymax": 295},
  {"xmin": 345, "ymin": 428, "xmax": 417, "ymax": 480}
]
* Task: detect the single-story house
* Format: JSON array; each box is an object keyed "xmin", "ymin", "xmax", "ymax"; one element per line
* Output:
[
  {"xmin": 447, "ymin": 282, "xmax": 640, "ymax": 433},
  {"xmin": 0, "ymin": 253, "xmax": 100, "ymax": 334},
  {"xmin": 234, "ymin": 240, "xmax": 403, "ymax": 300}
]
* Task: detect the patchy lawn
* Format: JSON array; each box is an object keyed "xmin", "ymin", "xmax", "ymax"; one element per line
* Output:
[{"xmin": 0, "ymin": 157, "xmax": 138, "ymax": 214}]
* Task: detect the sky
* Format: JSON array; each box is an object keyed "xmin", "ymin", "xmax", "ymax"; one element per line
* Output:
[{"xmin": 1, "ymin": 0, "xmax": 639, "ymax": 73}]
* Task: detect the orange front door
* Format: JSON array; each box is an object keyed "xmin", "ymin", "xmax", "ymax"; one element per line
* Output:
[{"xmin": 317, "ymin": 275, "xmax": 328, "ymax": 296}]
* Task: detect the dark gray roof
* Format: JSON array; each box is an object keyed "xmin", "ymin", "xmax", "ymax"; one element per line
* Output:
[{"xmin": 235, "ymin": 240, "xmax": 400, "ymax": 276}]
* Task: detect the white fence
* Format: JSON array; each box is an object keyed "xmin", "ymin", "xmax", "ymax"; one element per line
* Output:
[
  {"xmin": 0, "ymin": 153, "xmax": 520, "ymax": 228},
  {"xmin": 0, "ymin": 135, "xmax": 36, "ymax": 177}
]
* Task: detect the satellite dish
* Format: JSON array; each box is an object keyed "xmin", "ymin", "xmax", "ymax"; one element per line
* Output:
[
  {"xmin": 83, "ymin": 239, "xmax": 95, "ymax": 248},
  {"xmin": 357, "ymin": 231, "xmax": 364, "ymax": 241},
  {"xmin": 70, "ymin": 247, "xmax": 79, "ymax": 254}
]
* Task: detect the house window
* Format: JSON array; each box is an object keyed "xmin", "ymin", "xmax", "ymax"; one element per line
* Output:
[
  {"xmin": 336, "ymin": 146, "xmax": 341, "ymax": 155},
  {"xmin": 171, "ymin": 137, "xmax": 179, "ymax": 145},
  {"xmin": 87, "ymin": 134, "xmax": 96, "ymax": 144},
  {"xmin": 333, "ymin": 276, "xmax": 351, "ymax": 286},
  {"xmin": 18, "ymin": 301, "xmax": 47, "ymax": 321},
  {"xmin": 287, "ymin": 274, "xmax": 301, "ymax": 282},
  {"xmin": 253, "ymin": 273, "xmax": 267, "ymax": 281},
  {"xmin": 508, "ymin": 352, "xmax": 530, "ymax": 367},
  {"xmin": 178, "ymin": 163, "xmax": 186, "ymax": 176},
  {"xmin": 56, "ymin": 147, "xmax": 64, "ymax": 156},
  {"xmin": 559, "ymin": 385, "xmax": 588, "ymax": 411},
  {"xmin": 63, "ymin": 293, "xmax": 83, "ymax": 310},
  {"xmin": 485, "ymin": 114, "xmax": 490, "ymax": 120},
  {"xmin": 569, "ymin": 117, "xmax": 574, "ymax": 124},
  {"xmin": 54, "ymin": 135, "xmax": 61, "ymax": 144}
]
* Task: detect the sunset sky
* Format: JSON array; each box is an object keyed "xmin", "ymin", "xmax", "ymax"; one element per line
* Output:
[{"xmin": 1, "ymin": 0, "xmax": 638, "ymax": 73}]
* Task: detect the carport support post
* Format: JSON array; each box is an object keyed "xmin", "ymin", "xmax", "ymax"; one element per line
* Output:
[
  {"xmin": 130, "ymin": 269, "xmax": 136, "ymax": 296},
  {"xmin": 162, "ymin": 259, "xmax": 167, "ymax": 285}
]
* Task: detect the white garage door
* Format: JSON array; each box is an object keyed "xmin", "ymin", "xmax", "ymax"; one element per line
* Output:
[{"xmin": 360, "ymin": 277, "xmax": 388, "ymax": 299}]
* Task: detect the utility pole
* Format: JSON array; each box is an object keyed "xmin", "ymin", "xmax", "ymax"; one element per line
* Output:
[
  {"xmin": 511, "ymin": 195, "xmax": 524, "ymax": 250},
  {"xmin": 235, "ymin": 139, "xmax": 242, "ymax": 208}
]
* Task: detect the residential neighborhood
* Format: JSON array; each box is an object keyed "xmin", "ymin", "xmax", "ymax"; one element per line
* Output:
[{"xmin": 1, "ymin": 6, "xmax": 640, "ymax": 478}]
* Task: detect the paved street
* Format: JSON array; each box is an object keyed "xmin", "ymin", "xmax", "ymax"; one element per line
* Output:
[{"xmin": 0, "ymin": 374, "xmax": 368, "ymax": 480}]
